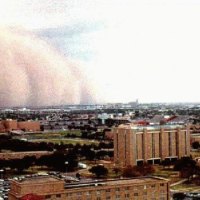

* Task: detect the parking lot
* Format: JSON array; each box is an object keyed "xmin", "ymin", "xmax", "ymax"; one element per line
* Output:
[{"xmin": 0, "ymin": 179, "xmax": 10, "ymax": 200}]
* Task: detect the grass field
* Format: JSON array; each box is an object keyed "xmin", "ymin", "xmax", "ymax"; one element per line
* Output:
[
  {"xmin": 171, "ymin": 183, "xmax": 200, "ymax": 192},
  {"xmin": 22, "ymin": 130, "xmax": 98, "ymax": 145},
  {"xmin": 28, "ymin": 138, "xmax": 99, "ymax": 145}
]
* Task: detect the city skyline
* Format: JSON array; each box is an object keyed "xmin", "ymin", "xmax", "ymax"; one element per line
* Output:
[{"xmin": 1, "ymin": 0, "xmax": 200, "ymax": 106}]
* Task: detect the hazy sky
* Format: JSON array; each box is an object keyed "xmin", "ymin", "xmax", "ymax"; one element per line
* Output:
[{"xmin": 1, "ymin": 0, "xmax": 200, "ymax": 103}]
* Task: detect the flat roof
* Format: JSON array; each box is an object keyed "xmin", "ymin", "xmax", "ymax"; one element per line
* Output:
[
  {"xmin": 64, "ymin": 177, "xmax": 168, "ymax": 189},
  {"xmin": 11, "ymin": 176, "xmax": 168, "ymax": 190},
  {"xmin": 118, "ymin": 124, "xmax": 187, "ymax": 131},
  {"xmin": 13, "ymin": 176, "xmax": 63, "ymax": 185}
]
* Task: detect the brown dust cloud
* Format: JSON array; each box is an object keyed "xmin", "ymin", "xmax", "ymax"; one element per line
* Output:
[{"xmin": 0, "ymin": 27, "xmax": 98, "ymax": 107}]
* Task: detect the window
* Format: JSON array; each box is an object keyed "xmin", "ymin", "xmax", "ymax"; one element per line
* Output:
[
  {"xmin": 106, "ymin": 189, "xmax": 111, "ymax": 192},
  {"xmin": 76, "ymin": 192, "xmax": 82, "ymax": 199},
  {"xmin": 151, "ymin": 184, "xmax": 156, "ymax": 188},
  {"xmin": 116, "ymin": 195, "xmax": 120, "ymax": 200},
  {"xmin": 97, "ymin": 197, "xmax": 101, "ymax": 200},
  {"xmin": 56, "ymin": 194, "xmax": 61, "ymax": 198},
  {"xmin": 106, "ymin": 197, "xmax": 111, "ymax": 200},
  {"xmin": 116, "ymin": 188, "xmax": 120, "ymax": 191},
  {"xmin": 125, "ymin": 194, "xmax": 130, "ymax": 198},
  {"xmin": 96, "ymin": 190, "xmax": 101, "ymax": 195},
  {"xmin": 125, "ymin": 186, "xmax": 129, "ymax": 191},
  {"xmin": 66, "ymin": 193, "xmax": 72, "ymax": 197},
  {"xmin": 134, "ymin": 193, "xmax": 138, "ymax": 196},
  {"xmin": 86, "ymin": 191, "xmax": 91, "ymax": 196},
  {"xmin": 160, "ymin": 183, "xmax": 165, "ymax": 187},
  {"xmin": 45, "ymin": 195, "xmax": 51, "ymax": 199}
]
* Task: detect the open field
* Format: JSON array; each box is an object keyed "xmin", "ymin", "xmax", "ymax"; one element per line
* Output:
[
  {"xmin": 171, "ymin": 183, "xmax": 200, "ymax": 192},
  {"xmin": 28, "ymin": 138, "xmax": 99, "ymax": 145},
  {"xmin": 14, "ymin": 130, "xmax": 99, "ymax": 145},
  {"xmin": 26, "ymin": 130, "xmax": 82, "ymax": 138}
]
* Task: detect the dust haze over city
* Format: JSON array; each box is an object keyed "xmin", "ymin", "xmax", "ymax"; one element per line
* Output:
[
  {"xmin": 2, "ymin": 1, "xmax": 200, "ymax": 200},
  {"xmin": 1, "ymin": 0, "xmax": 200, "ymax": 107}
]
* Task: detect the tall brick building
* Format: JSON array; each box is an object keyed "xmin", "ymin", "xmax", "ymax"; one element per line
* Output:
[{"xmin": 113, "ymin": 124, "xmax": 190, "ymax": 166}]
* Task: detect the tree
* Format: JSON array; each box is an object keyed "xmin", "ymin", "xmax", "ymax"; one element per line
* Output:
[
  {"xmin": 113, "ymin": 167, "xmax": 122, "ymax": 176},
  {"xmin": 66, "ymin": 151, "xmax": 78, "ymax": 172},
  {"xmin": 173, "ymin": 157, "xmax": 199, "ymax": 181},
  {"xmin": 173, "ymin": 192, "xmax": 186, "ymax": 200},
  {"xmin": 10, "ymin": 159, "xmax": 27, "ymax": 172},
  {"xmin": 122, "ymin": 165, "xmax": 141, "ymax": 177},
  {"xmin": 89, "ymin": 165, "xmax": 108, "ymax": 178},
  {"xmin": 123, "ymin": 163, "xmax": 155, "ymax": 177},
  {"xmin": 192, "ymin": 141, "xmax": 200, "ymax": 149},
  {"xmin": 174, "ymin": 157, "xmax": 196, "ymax": 171}
]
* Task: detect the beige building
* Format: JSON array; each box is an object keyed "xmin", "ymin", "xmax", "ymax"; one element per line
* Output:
[
  {"xmin": 9, "ymin": 176, "xmax": 169, "ymax": 200},
  {"xmin": 114, "ymin": 124, "xmax": 190, "ymax": 166}
]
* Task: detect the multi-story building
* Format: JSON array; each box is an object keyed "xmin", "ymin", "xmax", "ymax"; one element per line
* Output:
[
  {"xmin": 8, "ymin": 176, "xmax": 169, "ymax": 200},
  {"xmin": 0, "ymin": 119, "xmax": 40, "ymax": 132},
  {"xmin": 114, "ymin": 124, "xmax": 190, "ymax": 166}
]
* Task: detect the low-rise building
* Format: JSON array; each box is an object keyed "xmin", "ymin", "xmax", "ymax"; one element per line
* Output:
[
  {"xmin": 0, "ymin": 120, "xmax": 40, "ymax": 132},
  {"xmin": 17, "ymin": 121, "xmax": 40, "ymax": 132},
  {"xmin": 9, "ymin": 176, "xmax": 169, "ymax": 200}
]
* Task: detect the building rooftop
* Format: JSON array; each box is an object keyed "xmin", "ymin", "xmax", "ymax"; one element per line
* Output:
[
  {"xmin": 12, "ymin": 176, "xmax": 63, "ymax": 185},
  {"xmin": 64, "ymin": 176, "xmax": 168, "ymax": 190},
  {"xmin": 117, "ymin": 123, "xmax": 187, "ymax": 131},
  {"xmin": 11, "ymin": 175, "xmax": 168, "ymax": 189}
]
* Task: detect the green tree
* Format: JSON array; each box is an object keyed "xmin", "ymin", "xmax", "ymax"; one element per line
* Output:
[
  {"xmin": 113, "ymin": 167, "xmax": 122, "ymax": 176},
  {"xmin": 192, "ymin": 141, "xmax": 200, "ymax": 149},
  {"xmin": 123, "ymin": 163, "xmax": 155, "ymax": 177},
  {"xmin": 89, "ymin": 165, "xmax": 108, "ymax": 178},
  {"xmin": 122, "ymin": 165, "xmax": 141, "ymax": 177},
  {"xmin": 173, "ymin": 157, "xmax": 199, "ymax": 181}
]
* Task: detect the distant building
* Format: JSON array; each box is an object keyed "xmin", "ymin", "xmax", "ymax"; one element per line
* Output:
[
  {"xmin": 2, "ymin": 119, "xmax": 18, "ymax": 131},
  {"xmin": 0, "ymin": 120, "xmax": 40, "ymax": 132},
  {"xmin": 17, "ymin": 121, "xmax": 40, "ymax": 132},
  {"xmin": 9, "ymin": 176, "xmax": 169, "ymax": 200},
  {"xmin": 113, "ymin": 124, "xmax": 190, "ymax": 166},
  {"xmin": 0, "ymin": 121, "xmax": 6, "ymax": 132},
  {"xmin": 128, "ymin": 99, "xmax": 139, "ymax": 107}
]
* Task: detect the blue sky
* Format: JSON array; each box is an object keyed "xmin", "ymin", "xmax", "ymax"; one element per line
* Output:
[{"xmin": 1, "ymin": 0, "xmax": 200, "ymax": 103}]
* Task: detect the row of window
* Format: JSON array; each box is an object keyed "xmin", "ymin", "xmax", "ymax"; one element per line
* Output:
[{"xmin": 45, "ymin": 190, "xmax": 167, "ymax": 199}]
